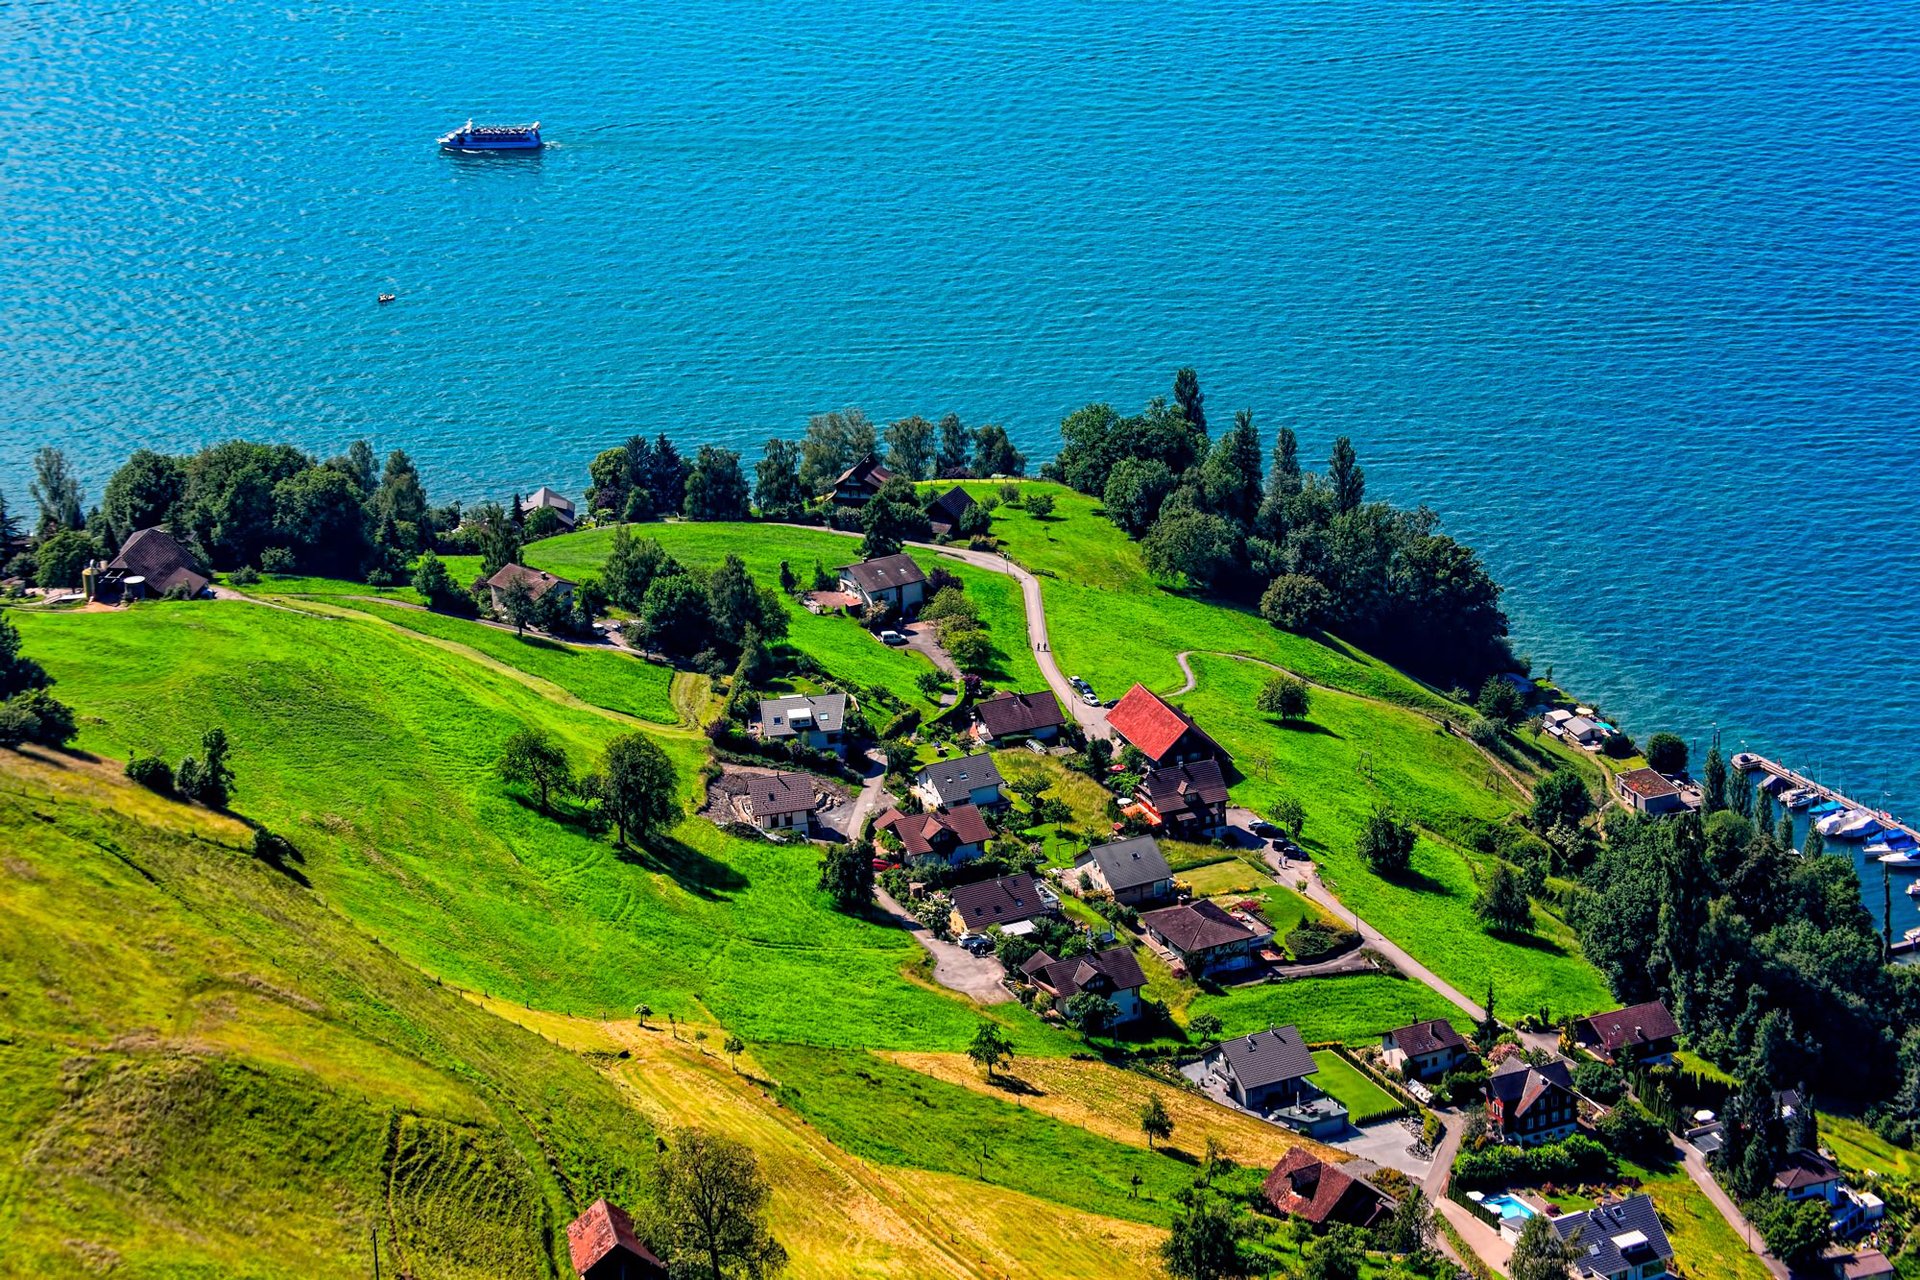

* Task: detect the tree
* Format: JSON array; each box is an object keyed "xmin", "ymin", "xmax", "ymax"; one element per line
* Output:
[
  {"xmin": 1377, "ymin": 1188, "xmax": 1434, "ymax": 1255},
  {"xmin": 1256, "ymin": 674, "xmax": 1311, "ymax": 722},
  {"xmin": 1140, "ymin": 1094, "xmax": 1174, "ymax": 1150},
  {"xmin": 597, "ymin": 732, "xmax": 678, "ymax": 847},
  {"xmin": 29, "ymin": 447, "xmax": 84, "ymax": 534},
  {"xmin": 650, "ymin": 1128, "xmax": 787, "ymax": 1280},
  {"xmin": 1358, "ymin": 809, "xmax": 1416, "ymax": 876},
  {"xmin": 1197, "ymin": 408, "xmax": 1262, "ymax": 527},
  {"xmin": 1024, "ymin": 492, "xmax": 1055, "ymax": 520},
  {"xmin": 0, "ymin": 689, "xmax": 77, "ymax": 749},
  {"xmin": 0, "ymin": 612, "xmax": 51, "ymax": 698},
  {"xmin": 935, "ymin": 412, "xmax": 972, "ymax": 478},
  {"xmin": 499, "ymin": 576, "xmax": 539, "ymax": 635},
  {"xmin": 971, "ymin": 424, "xmax": 1026, "ymax": 478},
  {"xmin": 684, "ymin": 446, "xmax": 752, "ymax": 520},
  {"xmin": 1272, "ymin": 795, "xmax": 1307, "ymax": 839},
  {"xmin": 707, "ymin": 554, "xmax": 782, "ymax": 654},
  {"xmin": 1475, "ymin": 862, "xmax": 1533, "ymax": 934},
  {"xmin": 1508, "ymin": 1212, "xmax": 1575, "ymax": 1280},
  {"xmin": 1188, "ymin": 1012, "xmax": 1223, "ymax": 1046},
  {"xmin": 464, "ymin": 500, "xmax": 520, "ymax": 577},
  {"xmin": 373, "ymin": 449, "xmax": 429, "ymax": 533},
  {"xmin": 798, "ymin": 408, "xmax": 877, "ymax": 494},
  {"xmin": 1161, "ymin": 1188, "xmax": 1243, "ymax": 1280},
  {"xmin": 967, "ymin": 1022, "xmax": 1013, "ymax": 1080},
  {"xmin": 860, "ymin": 477, "xmax": 933, "ymax": 552},
  {"xmin": 271, "ymin": 465, "xmax": 367, "ymax": 575},
  {"xmin": 1064, "ymin": 991, "xmax": 1117, "ymax": 1037},
  {"xmin": 1328, "ymin": 436, "xmax": 1365, "ymax": 514},
  {"xmin": 1748, "ymin": 1193, "xmax": 1830, "ymax": 1271},
  {"xmin": 604, "ymin": 527, "xmax": 676, "ymax": 611},
  {"xmin": 1530, "ymin": 769, "xmax": 1592, "ymax": 833},
  {"xmin": 1644, "ymin": 732, "xmax": 1688, "ymax": 775},
  {"xmin": 1259, "ymin": 574, "xmax": 1333, "ymax": 631},
  {"xmin": 102, "ymin": 449, "xmax": 187, "ymax": 544},
  {"xmin": 586, "ymin": 445, "xmax": 632, "ymax": 517},
  {"xmin": 498, "ymin": 727, "xmax": 571, "ymax": 810},
  {"xmin": 412, "ymin": 553, "xmax": 464, "ymax": 611},
  {"xmin": 1270, "ymin": 426, "xmax": 1302, "ymax": 496},
  {"xmin": 184, "ymin": 440, "xmax": 310, "ymax": 567},
  {"xmin": 175, "ymin": 727, "xmax": 235, "ymax": 809},
  {"xmin": 1476, "ymin": 677, "xmax": 1525, "ymax": 727},
  {"xmin": 1703, "ymin": 744, "xmax": 1728, "ymax": 812},
  {"xmin": 1142, "ymin": 512, "xmax": 1237, "ymax": 588},
  {"xmin": 33, "ymin": 529, "xmax": 98, "ymax": 588},
  {"xmin": 1802, "ymin": 822, "xmax": 1825, "ymax": 860},
  {"xmin": 817, "ymin": 842, "xmax": 875, "ymax": 914},
  {"xmin": 642, "ymin": 434, "xmax": 692, "ymax": 515},
  {"xmin": 884, "ymin": 414, "xmax": 936, "ymax": 480},
  {"xmin": 1103, "ymin": 457, "xmax": 1176, "ymax": 537},
  {"xmin": 723, "ymin": 1033, "xmax": 745, "ymax": 1068},
  {"xmin": 753, "ymin": 439, "xmax": 805, "ymax": 520},
  {"xmin": 1172, "ymin": 367, "xmax": 1206, "ymax": 435},
  {"xmin": 638, "ymin": 573, "xmax": 715, "ymax": 658}
]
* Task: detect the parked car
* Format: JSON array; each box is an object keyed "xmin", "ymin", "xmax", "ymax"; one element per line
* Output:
[
  {"xmin": 1081, "ymin": 689, "xmax": 1100, "ymax": 706},
  {"xmin": 1249, "ymin": 820, "xmax": 1281, "ymax": 839},
  {"xmin": 960, "ymin": 934, "xmax": 994, "ymax": 955},
  {"xmin": 879, "ymin": 629, "xmax": 907, "ymax": 646}
]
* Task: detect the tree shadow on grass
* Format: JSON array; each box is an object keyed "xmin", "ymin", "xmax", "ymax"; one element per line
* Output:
[
  {"xmin": 1155, "ymin": 1145, "xmax": 1200, "ymax": 1166},
  {"xmin": 1262, "ymin": 717, "xmax": 1343, "ymax": 739},
  {"xmin": 987, "ymin": 1072, "xmax": 1046, "ymax": 1098},
  {"xmin": 612, "ymin": 833, "xmax": 747, "ymax": 900},
  {"xmin": 1383, "ymin": 865, "xmax": 1453, "ymax": 896},
  {"xmin": 1484, "ymin": 927, "xmax": 1572, "ymax": 958}
]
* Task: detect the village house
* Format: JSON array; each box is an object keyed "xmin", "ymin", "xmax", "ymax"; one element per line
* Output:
[
  {"xmin": 1134, "ymin": 758, "xmax": 1229, "ymax": 839},
  {"xmin": 755, "ymin": 693, "xmax": 849, "ymax": 756},
  {"xmin": 484, "ymin": 563, "xmax": 577, "ymax": 614},
  {"xmin": 1616, "ymin": 769, "xmax": 1687, "ymax": 817},
  {"xmin": 1205, "ymin": 1025, "xmax": 1318, "ymax": 1111},
  {"xmin": 874, "ymin": 804, "xmax": 991, "ymax": 867},
  {"xmin": 1106, "ymin": 683, "xmax": 1227, "ymax": 768},
  {"xmin": 1262, "ymin": 1149, "xmax": 1392, "ymax": 1230},
  {"xmin": 1140, "ymin": 899, "xmax": 1260, "ymax": 978},
  {"xmin": 1550, "ymin": 1195, "xmax": 1674, "ymax": 1280},
  {"xmin": 1770, "ymin": 1149, "xmax": 1883, "ymax": 1235},
  {"xmin": 1486, "ymin": 1057, "xmax": 1579, "ymax": 1145},
  {"xmin": 826, "ymin": 456, "xmax": 893, "ymax": 506},
  {"xmin": 741, "ymin": 771, "xmax": 816, "ymax": 835},
  {"xmin": 839, "ymin": 552, "xmax": 927, "ymax": 615},
  {"xmin": 1380, "ymin": 1018, "xmax": 1473, "ymax": 1082},
  {"xmin": 519, "ymin": 486, "xmax": 578, "ymax": 530},
  {"xmin": 970, "ymin": 690, "xmax": 1066, "ymax": 746},
  {"xmin": 1562, "ymin": 715, "xmax": 1608, "ymax": 748},
  {"xmin": 1844, "ymin": 1251, "xmax": 1896, "ymax": 1280},
  {"xmin": 926, "ymin": 486, "xmax": 977, "ymax": 536},
  {"xmin": 1074, "ymin": 835, "xmax": 1175, "ymax": 908},
  {"xmin": 1021, "ymin": 946, "xmax": 1148, "ymax": 1024},
  {"xmin": 913, "ymin": 752, "xmax": 1005, "ymax": 810},
  {"xmin": 948, "ymin": 872, "xmax": 1055, "ymax": 938},
  {"xmin": 1573, "ymin": 1001, "xmax": 1680, "ymax": 1067},
  {"xmin": 83, "ymin": 527, "xmax": 211, "ymax": 603},
  {"xmin": 566, "ymin": 1200, "xmax": 667, "ymax": 1280}
]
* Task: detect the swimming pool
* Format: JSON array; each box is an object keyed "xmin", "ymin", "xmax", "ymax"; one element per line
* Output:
[{"xmin": 1482, "ymin": 1193, "xmax": 1539, "ymax": 1222}]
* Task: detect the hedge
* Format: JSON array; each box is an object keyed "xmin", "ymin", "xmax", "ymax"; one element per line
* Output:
[{"xmin": 1451, "ymin": 1134, "xmax": 1613, "ymax": 1189}]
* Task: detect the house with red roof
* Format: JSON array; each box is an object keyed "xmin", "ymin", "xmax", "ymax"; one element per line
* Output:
[
  {"xmin": 1262, "ymin": 1149, "xmax": 1392, "ymax": 1229},
  {"xmin": 566, "ymin": 1199, "xmax": 667, "ymax": 1279},
  {"xmin": 1486, "ymin": 1058, "xmax": 1579, "ymax": 1145},
  {"xmin": 1106, "ymin": 683, "xmax": 1226, "ymax": 768},
  {"xmin": 874, "ymin": 804, "xmax": 992, "ymax": 866}
]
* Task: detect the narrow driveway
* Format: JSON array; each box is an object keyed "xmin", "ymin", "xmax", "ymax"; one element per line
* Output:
[
  {"xmin": 874, "ymin": 886, "xmax": 1013, "ymax": 1005},
  {"xmin": 1425, "ymin": 1115, "xmax": 1513, "ymax": 1276},
  {"xmin": 1674, "ymin": 1138, "xmax": 1788, "ymax": 1279}
]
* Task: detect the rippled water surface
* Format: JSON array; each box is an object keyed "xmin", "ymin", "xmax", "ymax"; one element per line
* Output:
[{"xmin": 6, "ymin": 2, "xmax": 1920, "ymax": 915}]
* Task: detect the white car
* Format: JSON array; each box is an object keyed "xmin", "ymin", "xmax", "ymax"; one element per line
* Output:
[{"xmin": 879, "ymin": 629, "xmax": 907, "ymax": 646}]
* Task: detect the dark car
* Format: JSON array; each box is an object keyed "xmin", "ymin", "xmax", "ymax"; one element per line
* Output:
[{"xmin": 1249, "ymin": 820, "xmax": 1282, "ymax": 839}]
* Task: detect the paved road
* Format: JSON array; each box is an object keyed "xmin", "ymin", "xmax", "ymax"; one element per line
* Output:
[
  {"xmin": 1674, "ymin": 1138, "xmax": 1789, "ymax": 1279},
  {"xmin": 1425, "ymin": 1114, "xmax": 1513, "ymax": 1276}
]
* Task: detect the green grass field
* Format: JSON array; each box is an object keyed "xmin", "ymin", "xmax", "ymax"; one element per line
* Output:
[
  {"xmin": 1308, "ymin": 1050, "xmax": 1404, "ymax": 1123},
  {"xmin": 1188, "ymin": 975, "xmax": 1471, "ymax": 1047}
]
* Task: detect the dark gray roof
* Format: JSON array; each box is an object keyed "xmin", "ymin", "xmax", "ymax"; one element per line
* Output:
[
  {"xmin": 974, "ymin": 690, "xmax": 1065, "ymax": 739},
  {"xmin": 1551, "ymin": 1195, "xmax": 1673, "ymax": 1279},
  {"xmin": 841, "ymin": 552, "xmax": 925, "ymax": 594},
  {"xmin": 107, "ymin": 527, "xmax": 210, "ymax": 596},
  {"xmin": 1033, "ymin": 947, "xmax": 1147, "ymax": 1000},
  {"xmin": 1141, "ymin": 899, "xmax": 1257, "ymax": 953},
  {"xmin": 928, "ymin": 486, "xmax": 976, "ymax": 526},
  {"xmin": 1386, "ymin": 1018, "xmax": 1468, "ymax": 1057},
  {"xmin": 758, "ymin": 693, "xmax": 848, "ymax": 739},
  {"xmin": 1215, "ymin": 1025, "xmax": 1317, "ymax": 1090},
  {"xmin": 745, "ymin": 771, "xmax": 815, "ymax": 816},
  {"xmin": 916, "ymin": 752, "xmax": 1003, "ymax": 805},
  {"xmin": 1138, "ymin": 759, "xmax": 1229, "ymax": 814},
  {"xmin": 950, "ymin": 872, "xmax": 1049, "ymax": 932},
  {"xmin": 1080, "ymin": 836, "xmax": 1172, "ymax": 893},
  {"xmin": 1488, "ymin": 1057, "xmax": 1574, "ymax": 1112}
]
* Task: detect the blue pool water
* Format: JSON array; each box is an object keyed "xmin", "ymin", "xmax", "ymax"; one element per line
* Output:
[
  {"xmin": 4, "ymin": 3, "xmax": 1919, "ymax": 920},
  {"xmin": 1482, "ymin": 1194, "xmax": 1538, "ymax": 1223}
]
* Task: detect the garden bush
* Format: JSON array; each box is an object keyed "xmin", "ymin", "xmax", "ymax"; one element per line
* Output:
[{"xmin": 1452, "ymin": 1134, "xmax": 1611, "ymax": 1189}]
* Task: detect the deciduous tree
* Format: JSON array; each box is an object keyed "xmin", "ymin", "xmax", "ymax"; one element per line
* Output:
[
  {"xmin": 753, "ymin": 439, "xmax": 805, "ymax": 520},
  {"xmin": 683, "ymin": 446, "xmax": 752, "ymax": 521},
  {"xmin": 498, "ymin": 727, "xmax": 572, "ymax": 810},
  {"xmin": 884, "ymin": 414, "xmax": 936, "ymax": 480},
  {"xmin": 1358, "ymin": 808, "xmax": 1416, "ymax": 877},
  {"xmin": 1140, "ymin": 1094, "xmax": 1173, "ymax": 1150},
  {"xmin": 967, "ymin": 1022, "xmax": 1013, "ymax": 1080},
  {"xmin": 1257, "ymin": 674, "xmax": 1311, "ymax": 723},
  {"xmin": 596, "ymin": 732, "xmax": 678, "ymax": 848},
  {"xmin": 650, "ymin": 1127, "xmax": 787, "ymax": 1280},
  {"xmin": 102, "ymin": 449, "xmax": 187, "ymax": 544}
]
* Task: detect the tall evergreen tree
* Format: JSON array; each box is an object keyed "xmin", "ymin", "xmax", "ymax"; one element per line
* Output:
[
  {"xmin": 1198, "ymin": 409, "xmax": 1263, "ymax": 528},
  {"xmin": 1172, "ymin": 366, "xmax": 1206, "ymax": 435},
  {"xmin": 1704, "ymin": 744, "xmax": 1728, "ymax": 812},
  {"xmin": 1328, "ymin": 436, "xmax": 1364, "ymax": 514},
  {"xmin": 29, "ymin": 446, "xmax": 84, "ymax": 534},
  {"xmin": 753, "ymin": 438, "xmax": 805, "ymax": 519},
  {"xmin": 1270, "ymin": 426, "xmax": 1301, "ymax": 495}
]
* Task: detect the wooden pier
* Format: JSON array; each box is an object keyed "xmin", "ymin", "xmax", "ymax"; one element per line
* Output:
[{"xmin": 1733, "ymin": 752, "xmax": 1920, "ymax": 846}]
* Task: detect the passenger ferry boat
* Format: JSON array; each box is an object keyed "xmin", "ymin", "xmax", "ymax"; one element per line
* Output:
[{"xmin": 438, "ymin": 120, "xmax": 542, "ymax": 150}]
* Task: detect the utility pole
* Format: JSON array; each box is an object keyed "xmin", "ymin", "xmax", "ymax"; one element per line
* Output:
[{"xmin": 371, "ymin": 1225, "xmax": 381, "ymax": 1280}]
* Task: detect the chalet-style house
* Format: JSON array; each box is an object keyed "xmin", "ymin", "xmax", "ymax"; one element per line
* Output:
[
  {"xmin": 519, "ymin": 486, "xmax": 577, "ymax": 530},
  {"xmin": 1574, "ymin": 1001, "xmax": 1680, "ymax": 1067},
  {"xmin": 874, "ymin": 804, "xmax": 991, "ymax": 866},
  {"xmin": 1616, "ymin": 768, "xmax": 1687, "ymax": 816},
  {"xmin": 913, "ymin": 752, "xmax": 1004, "ymax": 810},
  {"xmin": 1263, "ymin": 1149, "xmax": 1392, "ymax": 1230},
  {"xmin": 756, "ymin": 693, "xmax": 849, "ymax": 756},
  {"xmin": 1021, "ymin": 946, "xmax": 1147, "ymax": 1024},
  {"xmin": 566, "ymin": 1200, "xmax": 667, "ymax": 1279},
  {"xmin": 1844, "ymin": 1251, "xmax": 1896, "ymax": 1280},
  {"xmin": 839, "ymin": 552, "xmax": 926, "ymax": 614},
  {"xmin": 484, "ymin": 563, "xmax": 576, "ymax": 613},
  {"xmin": 1381, "ymin": 1018, "xmax": 1473, "ymax": 1082},
  {"xmin": 1486, "ymin": 1057, "xmax": 1579, "ymax": 1145},
  {"xmin": 949, "ymin": 872, "xmax": 1054, "ymax": 937},
  {"xmin": 742, "ymin": 772, "xmax": 815, "ymax": 835},
  {"xmin": 1134, "ymin": 759, "xmax": 1229, "ymax": 839},
  {"xmin": 84, "ymin": 527, "xmax": 211, "ymax": 603},
  {"xmin": 1768, "ymin": 1148, "xmax": 1885, "ymax": 1235},
  {"xmin": 1141, "ymin": 900, "xmax": 1259, "ymax": 978},
  {"xmin": 1205, "ymin": 1025, "xmax": 1318, "ymax": 1111},
  {"xmin": 1550, "ymin": 1195, "xmax": 1674, "ymax": 1280},
  {"xmin": 1074, "ymin": 835, "xmax": 1174, "ymax": 907},
  {"xmin": 827, "ymin": 456, "xmax": 892, "ymax": 506},
  {"xmin": 1106, "ymin": 683, "xmax": 1226, "ymax": 767},
  {"xmin": 970, "ymin": 690, "xmax": 1065, "ymax": 746},
  {"xmin": 926, "ymin": 486, "xmax": 977, "ymax": 536}
]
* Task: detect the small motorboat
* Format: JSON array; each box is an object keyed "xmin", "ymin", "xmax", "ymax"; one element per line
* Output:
[
  {"xmin": 1905, "ymin": 880, "xmax": 1920, "ymax": 898},
  {"xmin": 1878, "ymin": 849, "xmax": 1920, "ymax": 868},
  {"xmin": 1783, "ymin": 788, "xmax": 1818, "ymax": 810},
  {"xmin": 1809, "ymin": 799, "xmax": 1846, "ymax": 816},
  {"xmin": 378, "ymin": 293, "xmax": 396, "ymax": 304}
]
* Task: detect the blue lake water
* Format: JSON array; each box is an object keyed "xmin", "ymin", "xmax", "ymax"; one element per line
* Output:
[{"xmin": 5, "ymin": 2, "xmax": 1920, "ymax": 922}]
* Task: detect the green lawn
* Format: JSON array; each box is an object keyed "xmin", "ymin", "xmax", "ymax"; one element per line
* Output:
[
  {"xmin": 1188, "ymin": 975, "xmax": 1471, "ymax": 1047},
  {"xmin": 1309, "ymin": 1050, "xmax": 1404, "ymax": 1123},
  {"xmin": 1182, "ymin": 856, "xmax": 1270, "ymax": 898},
  {"xmin": 1820, "ymin": 1111, "xmax": 1920, "ymax": 1179}
]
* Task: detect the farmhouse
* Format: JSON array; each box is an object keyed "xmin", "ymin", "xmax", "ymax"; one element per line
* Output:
[
  {"xmin": 566, "ymin": 1200, "xmax": 667, "ymax": 1280},
  {"xmin": 84, "ymin": 527, "xmax": 211, "ymax": 603},
  {"xmin": 1074, "ymin": 835, "xmax": 1174, "ymax": 907},
  {"xmin": 1024, "ymin": 946, "xmax": 1147, "ymax": 1024},
  {"xmin": 949, "ymin": 872, "xmax": 1054, "ymax": 937},
  {"xmin": 756, "ymin": 693, "xmax": 849, "ymax": 756},
  {"xmin": 826, "ymin": 456, "xmax": 893, "ymax": 505},
  {"xmin": 926, "ymin": 486, "xmax": 978, "ymax": 536},
  {"xmin": 970, "ymin": 690, "xmax": 1065, "ymax": 746},
  {"xmin": 1486, "ymin": 1057, "xmax": 1579, "ymax": 1145},
  {"xmin": 1262, "ymin": 1149, "xmax": 1392, "ymax": 1230},
  {"xmin": 519, "ymin": 486, "xmax": 577, "ymax": 530},
  {"xmin": 1550, "ymin": 1195, "xmax": 1674, "ymax": 1280},
  {"xmin": 1134, "ymin": 759, "xmax": 1229, "ymax": 839},
  {"xmin": 1573, "ymin": 1001, "xmax": 1680, "ymax": 1067},
  {"xmin": 1380, "ymin": 1018, "xmax": 1472, "ymax": 1082},
  {"xmin": 839, "ymin": 552, "xmax": 927, "ymax": 614},
  {"xmin": 484, "ymin": 563, "xmax": 577, "ymax": 614},
  {"xmin": 1204, "ymin": 1025, "xmax": 1318, "ymax": 1111},
  {"xmin": 1106, "ymin": 683, "xmax": 1226, "ymax": 767},
  {"xmin": 1615, "ymin": 768, "xmax": 1687, "ymax": 816},
  {"xmin": 874, "ymin": 804, "xmax": 991, "ymax": 866},
  {"xmin": 1141, "ymin": 899, "xmax": 1259, "ymax": 978},
  {"xmin": 741, "ymin": 772, "xmax": 816, "ymax": 835},
  {"xmin": 913, "ymin": 752, "xmax": 1004, "ymax": 810}
]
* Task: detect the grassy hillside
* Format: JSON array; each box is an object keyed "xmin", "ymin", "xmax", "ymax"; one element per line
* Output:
[{"xmin": 0, "ymin": 747, "xmax": 655, "ymax": 1278}]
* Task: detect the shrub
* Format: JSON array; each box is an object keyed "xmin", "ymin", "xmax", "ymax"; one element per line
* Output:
[
  {"xmin": 1440, "ymin": 1068, "xmax": 1490, "ymax": 1107},
  {"xmin": 1572, "ymin": 1058, "xmax": 1626, "ymax": 1104},
  {"xmin": 125, "ymin": 753, "xmax": 174, "ymax": 792},
  {"xmin": 1286, "ymin": 920, "xmax": 1359, "ymax": 962},
  {"xmin": 229, "ymin": 565, "xmax": 261, "ymax": 586},
  {"xmin": 1357, "ymin": 809, "xmax": 1416, "ymax": 877},
  {"xmin": 259, "ymin": 546, "xmax": 296, "ymax": 574},
  {"xmin": 1596, "ymin": 1100, "xmax": 1666, "ymax": 1162},
  {"xmin": 0, "ymin": 690, "xmax": 78, "ymax": 748},
  {"xmin": 1451, "ymin": 1134, "xmax": 1612, "ymax": 1189}
]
